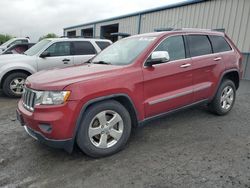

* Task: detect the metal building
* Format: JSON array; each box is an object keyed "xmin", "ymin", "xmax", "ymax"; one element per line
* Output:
[{"xmin": 64, "ymin": 0, "xmax": 250, "ymax": 79}]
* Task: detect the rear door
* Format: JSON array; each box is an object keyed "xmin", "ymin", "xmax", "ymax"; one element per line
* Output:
[
  {"xmin": 209, "ymin": 35, "xmax": 235, "ymax": 70},
  {"xmin": 72, "ymin": 41, "xmax": 97, "ymax": 65},
  {"xmin": 37, "ymin": 41, "xmax": 74, "ymax": 71},
  {"xmin": 186, "ymin": 34, "xmax": 225, "ymax": 102},
  {"xmin": 143, "ymin": 35, "xmax": 193, "ymax": 118}
]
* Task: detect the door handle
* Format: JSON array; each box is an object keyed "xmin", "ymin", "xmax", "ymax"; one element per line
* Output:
[
  {"xmin": 180, "ymin": 63, "xmax": 191, "ymax": 68},
  {"xmin": 214, "ymin": 57, "xmax": 222, "ymax": 61},
  {"xmin": 62, "ymin": 59, "xmax": 70, "ymax": 64}
]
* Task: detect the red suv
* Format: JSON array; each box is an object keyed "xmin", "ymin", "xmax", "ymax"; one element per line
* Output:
[{"xmin": 16, "ymin": 29, "xmax": 243, "ymax": 158}]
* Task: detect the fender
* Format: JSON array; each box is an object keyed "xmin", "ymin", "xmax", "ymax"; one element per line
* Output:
[
  {"xmin": 72, "ymin": 93, "xmax": 139, "ymax": 143},
  {"xmin": 210, "ymin": 68, "xmax": 240, "ymax": 101},
  {"xmin": 0, "ymin": 63, "xmax": 36, "ymax": 84}
]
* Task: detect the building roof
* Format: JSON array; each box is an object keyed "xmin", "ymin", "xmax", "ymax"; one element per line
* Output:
[{"xmin": 64, "ymin": 0, "xmax": 207, "ymax": 30}]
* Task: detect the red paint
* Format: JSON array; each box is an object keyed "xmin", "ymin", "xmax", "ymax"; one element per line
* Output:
[{"xmin": 17, "ymin": 30, "xmax": 242, "ymax": 141}]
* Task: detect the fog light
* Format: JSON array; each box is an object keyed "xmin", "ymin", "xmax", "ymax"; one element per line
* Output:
[{"xmin": 39, "ymin": 124, "xmax": 52, "ymax": 133}]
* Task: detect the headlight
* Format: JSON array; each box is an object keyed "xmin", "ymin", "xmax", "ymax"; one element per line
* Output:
[{"xmin": 35, "ymin": 91, "xmax": 71, "ymax": 105}]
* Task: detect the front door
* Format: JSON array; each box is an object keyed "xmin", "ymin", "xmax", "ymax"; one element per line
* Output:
[
  {"xmin": 37, "ymin": 41, "xmax": 74, "ymax": 71},
  {"xmin": 143, "ymin": 35, "xmax": 193, "ymax": 118}
]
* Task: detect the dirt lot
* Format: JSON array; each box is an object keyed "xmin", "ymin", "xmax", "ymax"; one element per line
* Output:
[{"xmin": 0, "ymin": 81, "xmax": 250, "ymax": 188}]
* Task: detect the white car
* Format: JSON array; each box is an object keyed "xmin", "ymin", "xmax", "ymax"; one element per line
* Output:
[
  {"xmin": 0, "ymin": 38, "xmax": 30, "ymax": 54},
  {"xmin": 0, "ymin": 38, "xmax": 112, "ymax": 97}
]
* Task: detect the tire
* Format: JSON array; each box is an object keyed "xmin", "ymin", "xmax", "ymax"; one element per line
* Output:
[
  {"xmin": 2, "ymin": 72, "xmax": 28, "ymax": 98},
  {"xmin": 209, "ymin": 79, "xmax": 236, "ymax": 115},
  {"xmin": 76, "ymin": 100, "xmax": 132, "ymax": 158}
]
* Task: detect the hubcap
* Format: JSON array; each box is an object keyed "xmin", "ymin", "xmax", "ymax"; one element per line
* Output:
[
  {"xmin": 220, "ymin": 86, "xmax": 234, "ymax": 110},
  {"xmin": 88, "ymin": 110, "xmax": 124, "ymax": 149},
  {"xmin": 10, "ymin": 78, "xmax": 25, "ymax": 95}
]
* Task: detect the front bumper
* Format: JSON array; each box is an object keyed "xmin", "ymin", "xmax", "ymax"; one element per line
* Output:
[
  {"xmin": 24, "ymin": 125, "xmax": 74, "ymax": 153},
  {"xmin": 16, "ymin": 99, "xmax": 81, "ymax": 153}
]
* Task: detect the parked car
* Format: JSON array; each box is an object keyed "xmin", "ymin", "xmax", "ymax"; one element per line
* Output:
[
  {"xmin": 0, "ymin": 37, "xmax": 30, "ymax": 53},
  {"xmin": 16, "ymin": 29, "xmax": 243, "ymax": 158},
  {"xmin": 0, "ymin": 38, "xmax": 112, "ymax": 97},
  {"xmin": 1, "ymin": 43, "xmax": 35, "ymax": 55}
]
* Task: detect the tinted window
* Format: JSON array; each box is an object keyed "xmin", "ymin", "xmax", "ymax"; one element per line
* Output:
[
  {"xmin": 73, "ymin": 41, "xmax": 96, "ymax": 55},
  {"xmin": 155, "ymin": 35, "xmax": 185, "ymax": 61},
  {"xmin": 96, "ymin": 41, "xmax": 111, "ymax": 50},
  {"xmin": 45, "ymin": 42, "xmax": 71, "ymax": 57},
  {"xmin": 187, "ymin": 35, "xmax": 212, "ymax": 57},
  {"xmin": 209, "ymin": 35, "xmax": 232, "ymax": 53}
]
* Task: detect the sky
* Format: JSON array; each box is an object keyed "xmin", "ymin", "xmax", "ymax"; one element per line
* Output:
[{"xmin": 0, "ymin": 0, "xmax": 187, "ymax": 42}]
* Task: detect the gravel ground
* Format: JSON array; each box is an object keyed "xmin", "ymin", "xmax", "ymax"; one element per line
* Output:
[{"xmin": 0, "ymin": 80, "xmax": 250, "ymax": 188}]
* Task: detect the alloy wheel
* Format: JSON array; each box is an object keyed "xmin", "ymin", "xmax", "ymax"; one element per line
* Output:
[
  {"xmin": 9, "ymin": 78, "xmax": 25, "ymax": 95},
  {"xmin": 88, "ymin": 110, "xmax": 124, "ymax": 149},
  {"xmin": 220, "ymin": 86, "xmax": 234, "ymax": 110}
]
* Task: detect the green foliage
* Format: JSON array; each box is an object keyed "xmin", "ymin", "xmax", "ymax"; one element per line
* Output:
[
  {"xmin": 39, "ymin": 33, "xmax": 58, "ymax": 41},
  {"xmin": 0, "ymin": 34, "xmax": 13, "ymax": 44}
]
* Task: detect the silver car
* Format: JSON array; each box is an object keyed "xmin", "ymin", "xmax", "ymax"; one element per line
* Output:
[{"xmin": 0, "ymin": 38, "xmax": 112, "ymax": 97}]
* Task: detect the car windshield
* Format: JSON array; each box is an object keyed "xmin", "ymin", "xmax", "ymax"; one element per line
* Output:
[
  {"xmin": 1, "ymin": 38, "xmax": 15, "ymax": 47},
  {"xmin": 24, "ymin": 39, "xmax": 51, "ymax": 56},
  {"xmin": 91, "ymin": 36, "xmax": 156, "ymax": 65}
]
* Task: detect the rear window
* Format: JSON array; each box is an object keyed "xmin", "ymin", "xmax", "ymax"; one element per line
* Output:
[
  {"xmin": 73, "ymin": 41, "xmax": 96, "ymax": 55},
  {"xmin": 209, "ymin": 35, "xmax": 232, "ymax": 53},
  {"xmin": 95, "ymin": 41, "xmax": 111, "ymax": 50},
  {"xmin": 187, "ymin": 35, "xmax": 212, "ymax": 57}
]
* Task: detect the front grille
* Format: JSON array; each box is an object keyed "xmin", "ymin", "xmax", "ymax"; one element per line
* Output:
[{"xmin": 22, "ymin": 88, "xmax": 36, "ymax": 111}]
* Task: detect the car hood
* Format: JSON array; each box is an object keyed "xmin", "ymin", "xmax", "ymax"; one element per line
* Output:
[
  {"xmin": 26, "ymin": 64, "xmax": 124, "ymax": 90},
  {"xmin": 0, "ymin": 54, "xmax": 34, "ymax": 63}
]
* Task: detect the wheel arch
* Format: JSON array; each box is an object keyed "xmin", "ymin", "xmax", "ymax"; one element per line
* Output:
[
  {"xmin": 0, "ymin": 69, "xmax": 32, "ymax": 88},
  {"xmin": 222, "ymin": 70, "xmax": 240, "ymax": 90},
  {"xmin": 211, "ymin": 69, "xmax": 240, "ymax": 101},
  {"xmin": 73, "ymin": 94, "xmax": 139, "ymax": 141}
]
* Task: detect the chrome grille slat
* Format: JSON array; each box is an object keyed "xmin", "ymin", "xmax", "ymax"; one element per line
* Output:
[{"xmin": 22, "ymin": 88, "xmax": 36, "ymax": 112}]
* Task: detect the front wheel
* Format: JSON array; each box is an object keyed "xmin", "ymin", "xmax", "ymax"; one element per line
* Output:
[
  {"xmin": 209, "ymin": 79, "xmax": 236, "ymax": 115},
  {"xmin": 76, "ymin": 100, "xmax": 131, "ymax": 158},
  {"xmin": 2, "ymin": 72, "xmax": 28, "ymax": 98}
]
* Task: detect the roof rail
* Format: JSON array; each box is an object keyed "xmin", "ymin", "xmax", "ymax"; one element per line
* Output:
[
  {"xmin": 154, "ymin": 28, "xmax": 174, "ymax": 32},
  {"xmin": 172, "ymin": 28, "xmax": 226, "ymax": 32}
]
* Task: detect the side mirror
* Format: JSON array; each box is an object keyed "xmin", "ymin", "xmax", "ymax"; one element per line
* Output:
[
  {"xmin": 145, "ymin": 51, "xmax": 170, "ymax": 67},
  {"xmin": 40, "ymin": 51, "xmax": 50, "ymax": 58}
]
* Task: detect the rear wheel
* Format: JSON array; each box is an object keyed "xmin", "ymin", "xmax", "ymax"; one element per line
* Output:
[
  {"xmin": 77, "ymin": 100, "xmax": 131, "ymax": 158},
  {"xmin": 209, "ymin": 79, "xmax": 236, "ymax": 115},
  {"xmin": 2, "ymin": 72, "xmax": 28, "ymax": 98}
]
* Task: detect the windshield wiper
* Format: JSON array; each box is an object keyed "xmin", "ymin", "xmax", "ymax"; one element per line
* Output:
[{"xmin": 92, "ymin": 61, "xmax": 111, "ymax": 65}]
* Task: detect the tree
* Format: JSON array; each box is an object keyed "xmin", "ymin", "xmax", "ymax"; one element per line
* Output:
[
  {"xmin": 39, "ymin": 33, "xmax": 58, "ymax": 41},
  {"xmin": 0, "ymin": 34, "xmax": 13, "ymax": 45}
]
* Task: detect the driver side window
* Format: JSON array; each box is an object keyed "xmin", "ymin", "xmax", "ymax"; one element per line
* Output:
[
  {"xmin": 155, "ymin": 35, "xmax": 186, "ymax": 61},
  {"xmin": 44, "ymin": 42, "xmax": 71, "ymax": 57}
]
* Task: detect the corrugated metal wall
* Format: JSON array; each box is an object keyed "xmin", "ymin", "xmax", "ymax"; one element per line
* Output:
[
  {"xmin": 242, "ymin": 53, "xmax": 250, "ymax": 80},
  {"xmin": 140, "ymin": 0, "xmax": 250, "ymax": 53}
]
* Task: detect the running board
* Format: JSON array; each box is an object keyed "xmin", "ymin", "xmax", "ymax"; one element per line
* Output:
[{"xmin": 138, "ymin": 99, "xmax": 209, "ymax": 126}]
